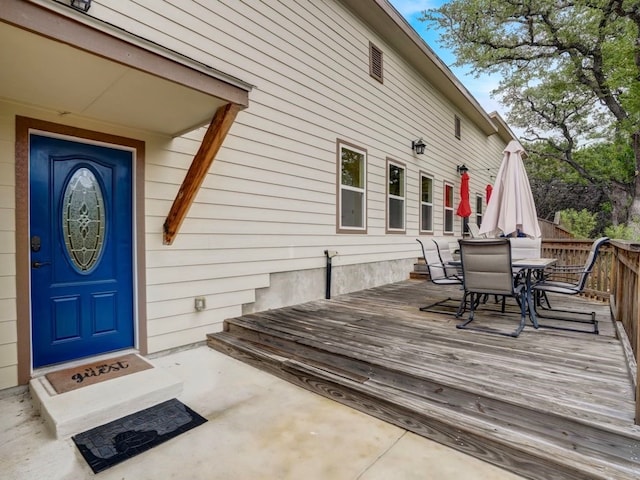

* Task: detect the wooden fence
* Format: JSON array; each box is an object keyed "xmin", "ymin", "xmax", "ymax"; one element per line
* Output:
[{"xmin": 538, "ymin": 218, "xmax": 574, "ymax": 239}]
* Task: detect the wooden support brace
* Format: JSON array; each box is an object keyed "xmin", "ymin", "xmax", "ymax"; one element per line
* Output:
[{"xmin": 163, "ymin": 103, "xmax": 240, "ymax": 245}]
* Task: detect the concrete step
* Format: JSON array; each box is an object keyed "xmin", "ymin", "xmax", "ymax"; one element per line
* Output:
[
  {"xmin": 30, "ymin": 354, "xmax": 183, "ymax": 439},
  {"xmin": 411, "ymin": 259, "xmax": 430, "ymax": 279},
  {"xmin": 413, "ymin": 262, "xmax": 429, "ymax": 272}
]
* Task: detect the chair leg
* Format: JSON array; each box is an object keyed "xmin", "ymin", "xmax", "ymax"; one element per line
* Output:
[
  {"xmin": 532, "ymin": 296, "xmax": 598, "ymax": 334},
  {"xmin": 456, "ymin": 293, "xmax": 477, "ymax": 327},
  {"xmin": 455, "ymin": 292, "xmax": 470, "ymax": 318},
  {"xmin": 419, "ymin": 297, "xmax": 453, "ymax": 311},
  {"xmin": 510, "ymin": 291, "xmax": 527, "ymax": 338},
  {"xmin": 420, "ymin": 295, "xmax": 468, "ymax": 316},
  {"xmin": 534, "ymin": 290, "xmax": 552, "ymax": 309},
  {"xmin": 456, "ymin": 292, "xmax": 525, "ymax": 338}
]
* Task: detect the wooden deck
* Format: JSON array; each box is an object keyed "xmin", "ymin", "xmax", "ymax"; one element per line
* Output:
[{"xmin": 207, "ymin": 279, "xmax": 640, "ymax": 480}]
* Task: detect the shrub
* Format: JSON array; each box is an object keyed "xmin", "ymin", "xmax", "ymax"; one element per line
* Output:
[{"xmin": 559, "ymin": 209, "xmax": 597, "ymax": 238}]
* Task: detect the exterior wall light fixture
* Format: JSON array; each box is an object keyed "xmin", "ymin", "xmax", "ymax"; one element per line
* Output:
[
  {"xmin": 70, "ymin": 0, "xmax": 92, "ymax": 12},
  {"xmin": 457, "ymin": 164, "xmax": 469, "ymax": 175},
  {"xmin": 412, "ymin": 138, "xmax": 426, "ymax": 155},
  {"xmin": 194, "ymin": 296, "xmax": 206, "ymax": 312}
]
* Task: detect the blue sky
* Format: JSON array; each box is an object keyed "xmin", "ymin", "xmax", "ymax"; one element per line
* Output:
[{"xmin": 387, "ymin": 0, "xmax": 505, "ymax": 117}]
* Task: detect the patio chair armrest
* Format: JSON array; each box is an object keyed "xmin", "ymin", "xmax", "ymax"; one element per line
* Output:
[
  {"xmin": 429, "ymin": 262, "xmax": 451, "ymax": 275},
  {"xmin": 545, "ymin": 274, "xmax": 585, "ymax": 283},
  {"xmin": 548, "ymin": 264, "xmax": 584, "ymax": 273},
  {"xmin": 512, "ymin": 268, "xmax": 527, "ymax": 286},
  {"xmin": 443, "ymin": 266, "xmax": 463, "ymax": 281},
  {"xmin": 429, "ymin": 262, "xmax": 463, "ymax": 282},
  {"xmin": 514, "ymin": 282, "xmax": 527, "ymax": 295},
  {"xmin": 540, "ymin": 264, "xmax": 585, "ymax": 281}
]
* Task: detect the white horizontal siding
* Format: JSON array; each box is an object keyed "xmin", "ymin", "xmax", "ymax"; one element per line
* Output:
[
  {"xmin": 0, "ymin": 186, "xmax": 15, "ymax": 211},
  {"xmin": 147, "ymin": 289, "xmax": 256, "ymax": 320},
  {"xmin": 0, "ymin": 162, "xmax": 14, "ymax": 186},
  {"xmin": 147, "ymin": 185, "xmax": 333, "ymax": 216},
  {"xmin": 0, "ymin": 298, "xmax": 16, "ymax": 323},
  {"xmin": 136, "ymin": 0, "xmax": 498, "ymax": 241},
  {"xmin": 148, "ymin": 304, "xmax": 240, "ymax": 337},
  {"xmin": 0, "ymin": 265, "xmax": 15, "ymax": 301},
  {"xmin": 0, "ymin": 365, "xmax": 17, "ymax": 390},
  {"xmin": 146, "ymin": 322, "xmax": 230, "ymax": 353},
  {"xmin": 147, "ymin": 258, "xmax": 322, "ymax": 286},
  {"xmin": 0, "ymin": 1, "xmax": 511, "ymax": 365},
  {"xmin": 0, "ymin": 231, "xmax": 15, "ymax": 256},
  {"xmin": 0, "ymin": 254, "xmax": 15, "ymax": 276},
  {"xmin": 0, "ymin": 343, "xmax": 17, "ymax": 373},
  {"xmin": 145, "ymin": 273, "xmax": 271, "ymax": 303},
  {"xmin": 0, "ymin": 320, "xmax": 17, "ymax": 346},
  {"xmin": 0, "ymin": 106, "xmax": 17, "ymax": 387}
]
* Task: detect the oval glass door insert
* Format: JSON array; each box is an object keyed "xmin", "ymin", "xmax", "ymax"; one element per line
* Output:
[{"xmin": 62, "ymin": 167, "xmax": 106, "ymax": 272}]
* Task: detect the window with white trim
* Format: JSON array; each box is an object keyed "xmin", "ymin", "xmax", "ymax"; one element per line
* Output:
[
  {"xmin": 387, "ymin": 159, "xmax": 405, "ymax": 232},
  {"xmin": 475, "ymin": 194, "xmax": 483, "ymax": 227},
  {"xmin": 444, "ymin": 182, "xmax": 454, "ymax": 233},
  {"xmin": 419, "ymin": 172, "xmax": 433, "ymax": 233},
  {"xmin": 338, "ymin": 142, "xmax": 367, "ymax": 232}
]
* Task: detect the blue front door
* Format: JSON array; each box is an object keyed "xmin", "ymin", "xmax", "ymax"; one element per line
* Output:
[{"xmin": 30, "ymin": 135, "xmax": 134, "ymax": 368}]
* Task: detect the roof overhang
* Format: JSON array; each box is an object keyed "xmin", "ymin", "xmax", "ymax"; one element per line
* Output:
[
  {"xmin": 0, "ymin": 0, "xmax": 251, "ymax": 136},
  {"xmin": 489, "ymin": 112, "xmax": 520, "ymax": 144},
  {"xmin": 340, "ymin": 0, "xmax": 498, "ymax": 137}
]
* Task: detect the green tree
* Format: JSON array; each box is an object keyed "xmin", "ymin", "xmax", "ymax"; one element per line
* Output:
[
  {"xmin": 604, "ymin": 223, "xmax": 638, "ymax": 239},
  {"xmin": 421, "ymin": 0, "xmax": 640, "ymax": 226},
  {"xmin": 526, "ymin": 139, "xmax": 630, "ymax": 233},
  {"xmin": 558, "ymin": 208, "xmax": 597, "ymax": 238}
]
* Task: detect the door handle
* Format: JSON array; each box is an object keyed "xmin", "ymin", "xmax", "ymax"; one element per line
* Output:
[{"xmin": 31, "ymin": 261, "xmax": 51, "ymax": 269}]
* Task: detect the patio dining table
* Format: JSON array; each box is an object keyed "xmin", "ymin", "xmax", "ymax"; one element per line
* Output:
[
  {"xmin": 511, "ymin": 258, "xmax": 556, "ymax": 327},
  {"xmin": 450, "ymin": 257, "xmax": 556, "ymax": 328}
]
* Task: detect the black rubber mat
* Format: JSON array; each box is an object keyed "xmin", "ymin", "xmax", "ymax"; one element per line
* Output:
[{"xmin": 72, "ymin": 398, "xmax": 207, "ymax": 473}]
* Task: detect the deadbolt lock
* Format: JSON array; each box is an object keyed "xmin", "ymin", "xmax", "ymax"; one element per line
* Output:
[{"xmin": 31, "ymin": 235, "xmax": 41, "ymax": 252}]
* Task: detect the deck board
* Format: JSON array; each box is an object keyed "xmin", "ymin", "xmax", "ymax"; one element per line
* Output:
[{"xmin": 208, "ymin": 279, "xmax": 640, "ymax": 480}]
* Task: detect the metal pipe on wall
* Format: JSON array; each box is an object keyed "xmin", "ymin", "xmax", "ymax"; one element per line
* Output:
[{"xmin": 324, "ymin": 250, "xmax": 338, "ymax": 299}]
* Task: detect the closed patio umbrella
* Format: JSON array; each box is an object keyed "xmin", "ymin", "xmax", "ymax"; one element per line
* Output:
[
  {"xmin": 479, "ymin": 140, "xmax": 541, "ymax": 238},
  {"xmin": 456, "ymin": 171, "xmax": 472, "ymax": 218}
]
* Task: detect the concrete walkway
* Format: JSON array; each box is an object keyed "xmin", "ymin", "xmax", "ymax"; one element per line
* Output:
[{"xmin": 0, "ymin": 345, "xmax": 525, "ymax": 479}]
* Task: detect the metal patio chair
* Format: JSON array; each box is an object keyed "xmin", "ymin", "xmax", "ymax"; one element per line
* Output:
[
  {"xmin": 467, "ymin": 222, "xmax": 486, "ymax": 238},
  {"xmin": 416, "ymin": 239, "xmax": 465, "ymax": 315},
  {"xmin": 531, "ymin": 237, "xmax": 609, "ymax": 334},
  {"xmin": 456, "ymin": 238, "xmax": 527, "ymax": 338},
  {"xmin": 432, "ymin": 239, "xmax": 462, "ymax": 278}
]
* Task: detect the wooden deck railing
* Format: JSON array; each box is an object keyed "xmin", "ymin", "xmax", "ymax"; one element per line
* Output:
[
  {"xmin": 607, "ymin": 240, "xmax": 640, "ymax": 424},
  {"xmin": 541, "ymin": 238, "xmax": 639, "ymax": 424},
  {"xmin": 540, "ymin": 239, "xmax": 613, "ymax": 302}
]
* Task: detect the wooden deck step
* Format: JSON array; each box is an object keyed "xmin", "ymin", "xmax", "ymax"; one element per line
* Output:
[
  {"xmin": 222, "ymin": 314, "xmax": 634, "ymax": 427},
  {"xmin": 216, "ymin": 318, "xmax": 636, "ymax": 435},
  {"xmin": 208, "ymin": 320, "xmax": 640, "ymax": 480}
]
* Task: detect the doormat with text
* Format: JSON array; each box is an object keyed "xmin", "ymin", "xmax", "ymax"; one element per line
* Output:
[
  {"xmin": 73, "ymin": 398, "xmax": 207, "ymax": 474},
  {"xmin": 45, "ymin": 353, "xmax": 153, "ymax": 394}
]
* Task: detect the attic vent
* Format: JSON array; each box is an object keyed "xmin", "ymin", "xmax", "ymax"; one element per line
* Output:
[{"xmin": 369, "ymin": 42, "xmax": 383, "ymax": 83}]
